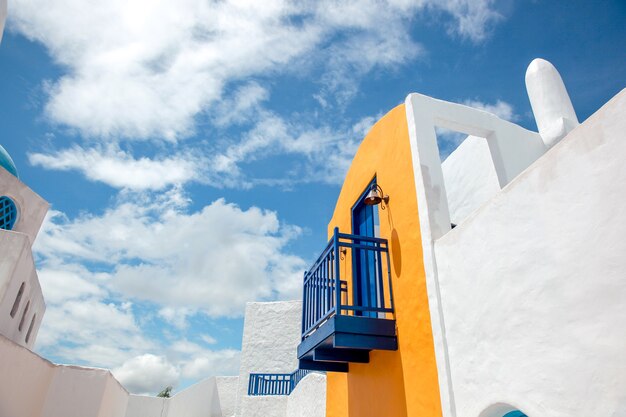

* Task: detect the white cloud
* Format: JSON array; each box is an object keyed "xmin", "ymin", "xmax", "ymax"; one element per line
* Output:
[
  {"xmin": 352, "ymin": 115, "xmax": 379, "ymax": 138},
  {"xmin": 36, "ymin": 265, "xmax": 105, "ymax": 304},
  {"xmin": 34, "ymin": 257, "xmax": 242, "ymax": 393},
  {"xmin": 113, "ymin": 354, "xmax": 180, "ymax": 395},
  {"xmin": 35, "ymin": 196, "xmax": 306, "ymax": 317},
  {"xmin": 35, "ymin": 294, "xmax": 153, "ymax": 367},
  {"xmin": 436, "ymin": 0, "xmax": 503, "ymax": 42},
  {"xmin": 208, "ymin": 110, "xmax": 367, "ymax": 187},
  {"xmin": 10, "ymin": 0, "xmax": 505, "ymax": 140},
  {"xmin": 28, "ymin": 145, "xmax": 203, "ymax": 191},
  {"xmin": 200, "ymin": 335, "xmax": 217, "ymax": 345},
  {"xmin": 158, "ymin": 307, "xmax": 195, "ymax": 330},
  {"xmin": 179, "ymin": 349, "xmax": 240, "ymax": 380},
  {"xmin": 167, "ymin": 340, "xmax": 240, "ymax": 380},
  {"xmin": 106, "ymin": 340, "xmax": 239, "ymax": 394},
  {"xmin": 211, "ymin": 82, "xmax": 270, "ymax": 127},
  {"xmin": 31, "ymin": 192, "xmax": 305, "ymax": 390}
]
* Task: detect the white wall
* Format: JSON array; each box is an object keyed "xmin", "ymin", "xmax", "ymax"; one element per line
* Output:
[
  {"xmin": 0, "ymin": 334, "xmax": 56, "ymax": 417},
  {"xmin": 166, "ymin": 376, "xmax": 222, "ymax": 417},
  {"xmin": 0, "ymin": 230, "xmax": 46, "ymax": 349},
  {"xmin": 99, "ymin": 371, "xmax": 130, "ymax": 417},
  {"xmin": 126, "ymin": 376, "xmax": 239, "ymax": 417},
  {"xmin": 216, "ymin": 376, "xmax": 239, "ymax": 417},
  {"xmin": 0, "ymin": 333, "xmax": 241, "ymax": 417},
  {"xmin": 442, "ymin": 136, "xmax": 500, "ymax": 225},
  {"xmin": 0, "ymin": 334, "xmax": 130, "ymax": 417},
  {"xmin": 432, "ymin": 90, "xmax": 626, "ymax": 417},
  {"xmin": 239, "ymin": 396, "xmax": 289, "ymax": 417},
  {"xmin": 285, "ymin": 373, "xmax": 326, "ymax": 417},
  {"xmin": 41, "ymin": 365, "xmax": 128, "ymax": 417},
  {"xmin": 235, "ymin": 301, "xmax": 302, "ymax": 417},
  {"xmin": 125, "ymin": 395, "xmax": 168, "ymax": 417}
]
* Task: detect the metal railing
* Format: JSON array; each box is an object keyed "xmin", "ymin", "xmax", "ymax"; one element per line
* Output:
[
  {"xmin": 248, "ymin": 369, "xmax": 313, "ymax": 396},
  {"xmin": 301, "ymin": 227, "xmax": 394, "ymax": 339}
]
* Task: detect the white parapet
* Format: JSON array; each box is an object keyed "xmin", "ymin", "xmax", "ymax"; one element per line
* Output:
[
  {"xmin": 526, "ymin": 58, "xmax": 579, "ymax": 148},
  {"xmin": 0, "ymin": 332, "xmax": 237, "ymax": 417},
  {"xmin": 286, "ymin": 373, "xmax": 327, "ymax": 417},
  {"xmin": 0, "ymin": 334, "xmax": 129, "ymax": 417},
  {"xmin": 125, "ymin": 376, "xmax": 236, "ymax": 417},
  {"xmin": 216, "ymin": 376, "xmax": 239, "ymax": 417}
]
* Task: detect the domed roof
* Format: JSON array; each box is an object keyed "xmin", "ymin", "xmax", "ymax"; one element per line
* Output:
[{"xmin": 0, "ymin": 144, "xmax": 18, "ymax": 178}]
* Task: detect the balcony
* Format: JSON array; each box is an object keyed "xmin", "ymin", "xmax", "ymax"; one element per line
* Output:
[
  {"xmin": 297, "ymin": 228, "xmax": 397, "ymax": 372},
  {"xmin": 248, "ymin": 369, "xmax": 314, "ymax": 396}
]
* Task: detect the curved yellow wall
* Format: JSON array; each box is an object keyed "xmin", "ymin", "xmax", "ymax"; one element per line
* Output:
[{"xmin": 325, "ymin": 105, "xmax": 442, "ymax": 417}]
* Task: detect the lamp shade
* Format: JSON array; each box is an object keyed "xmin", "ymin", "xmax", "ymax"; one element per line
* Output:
[{"xmin": 364, "ymin": 186, "xmax": 383, "ymax": 205}]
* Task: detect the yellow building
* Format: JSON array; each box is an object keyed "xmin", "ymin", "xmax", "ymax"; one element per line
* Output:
[
  {"xmin": 297, "ymin": 58, "xmax": 626, "ymax": 417},
  {"xmin": 297, "ymin": 103, "xmax": 442, "ymax": 417}
]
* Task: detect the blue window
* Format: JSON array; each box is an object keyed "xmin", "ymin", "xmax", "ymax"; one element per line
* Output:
[
  {"xmin": 352, "ymin": 178, "xmax": 382, "ymax": 318},
  {"xmin": 503, "ymin": 411, "xmax": 527, "ymax": 417},
  {"xmin": 0, "ymin": 196, "xmax": 18, "ymax": 231}
]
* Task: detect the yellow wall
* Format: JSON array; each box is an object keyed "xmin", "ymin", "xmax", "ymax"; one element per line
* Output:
[{"xmin": 325, "ymin": 105, "xmax": 442, "ymax": 417}]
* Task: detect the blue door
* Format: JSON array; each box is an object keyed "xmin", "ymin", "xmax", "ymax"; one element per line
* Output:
[{"xmin": 352, "ymin": 180, "xmax": 379, "ymax": 317}]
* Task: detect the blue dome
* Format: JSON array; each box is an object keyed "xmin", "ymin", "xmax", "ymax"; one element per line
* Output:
[{"xmin": 0, "ymin": 144, "xmax": 18, "ymax": 178}]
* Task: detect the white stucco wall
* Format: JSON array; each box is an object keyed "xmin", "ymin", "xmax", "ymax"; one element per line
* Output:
[
  {"xmin": 126, "ymin": 377, "xmax": 235, "ymax": 417},
  {"xmin": 99, "ymin": 372, "xmax": 130, "ymax": 417},
  {"xmin": 1, "ymin": 333, "xmax": 242, "ymax": 417},
  {"xmin": 0, "ymin": 334, "xmax": 56, "ymax": 417},
  {"xmin": 125, "ymin": 395, "xmax": 168, "ymax": 417},
  {"xmin": 239, "ymin": 396, "xmax": 289, "ymax": 417},
  {"xmin": 0, "ymin": 334, "xmax": 130, "ymax": 417},
  {"xmin": 41, "ymin": 365, "xmax": 128, "ymax": 417},
  {"xmin": 442, "ymin": 136, "xmax": 500, "ymax": 225},
  {"xmin": 216, "ymin": 376, "xmax": 239, "ymax": 417},
  {"xmin": 235, "ymin": 301, "xmax": 302, "ymax": 417},
  {"xmin": 167, "ymin": 376, "xmax": 223, "ymax": 417},
  {"xmin": 432, "ymin": 89, "xmax": 626, "ymax": 417},
  {"xmin": 0, "ymin": 230, "xmax": 46, "ymax": 349},
  {"xmin": 285, "ymin": 373, "xmax": 326, "ymax": 417}
]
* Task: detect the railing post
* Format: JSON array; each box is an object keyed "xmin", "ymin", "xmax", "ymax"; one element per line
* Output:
[
  {"xmin": 385, "ymin": 243, "xmax": 395, "ymax": 316},
  {"xmin": 301, "ymin": 271, "xmax": 306, "ymax": 339},
  {"xmin": 333, "ymin": 227, "xmax": 341, "ymax": 316}
]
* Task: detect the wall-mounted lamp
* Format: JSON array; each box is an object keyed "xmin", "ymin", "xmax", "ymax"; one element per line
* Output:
[{"xmin": 363, "ymin": 183, "xmax": 389, "ymax": 209}]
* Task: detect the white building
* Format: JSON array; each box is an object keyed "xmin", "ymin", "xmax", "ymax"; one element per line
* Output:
[
  {"xmin": 0, "ymin": 147, "xmax": 48, "ymax": 350},
  {"xmin": 2, "ymin": 2, "xmax": 625, "ymax": 416}
]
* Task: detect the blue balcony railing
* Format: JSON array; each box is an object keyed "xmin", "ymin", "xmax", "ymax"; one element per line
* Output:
[
  {"xmin": 301, "ymin": 227, "xmax": 394, "ymax": 340},
  {"xmin": 247, "ymin": 369, "xmax": 313, "ymax": 396}
]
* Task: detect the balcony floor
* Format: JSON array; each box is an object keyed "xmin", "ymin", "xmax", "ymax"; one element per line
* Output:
[{"xmin": 297, "ymin": 315, "xmax": 397, "ymax": 372}]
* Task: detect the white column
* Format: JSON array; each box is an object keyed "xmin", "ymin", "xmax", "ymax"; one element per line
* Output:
[{"xmin": 525, "ymin": 58, "xmax": 579, "ymax": 148}]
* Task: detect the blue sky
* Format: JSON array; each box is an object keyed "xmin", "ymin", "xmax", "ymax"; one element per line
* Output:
[{"xmin": 0, "ymin": 0, "xmax": 624, "ymax": 394}]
